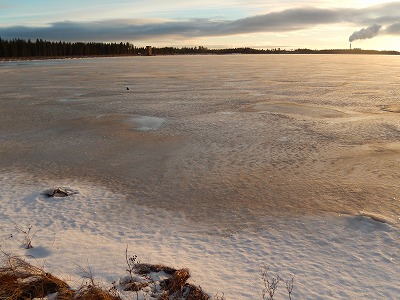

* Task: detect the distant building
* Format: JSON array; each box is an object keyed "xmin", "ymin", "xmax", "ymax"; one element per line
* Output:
[{"xmin": 146, "ymin": 46, "xmax": 153, "ymax": 56}]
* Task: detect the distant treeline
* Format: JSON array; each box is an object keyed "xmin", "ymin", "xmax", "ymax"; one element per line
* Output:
[
  {"xmin": 0, "ymin": 38, "xmax": 144, "ymax": 57},
  {"xmin": 1, "ymin": 38, "xmax": 399, "ymax": 58},
  {"xmin": 0, "ymin": 38, "xmax": 279, "ymax": 57}
]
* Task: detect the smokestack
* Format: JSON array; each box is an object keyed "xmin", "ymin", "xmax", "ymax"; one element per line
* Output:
[
  {"xmin": 146, "ymin": 46, "xmax": 152, "ymax": 56},
  {"xmin": 350, "ymin": 43, "xmax": 351, "ymax": 50}
]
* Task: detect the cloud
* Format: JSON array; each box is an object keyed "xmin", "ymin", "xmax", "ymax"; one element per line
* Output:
[
  {"xmin": 348, "ymin": 2, "xmax": 400, "ymax": 24},
  {"xmin": 0, "ymin": 2, "xmax": 400, "ymax": 42},
  {"xmin": 0, "ymin": 8, "xmax": 347, "ymax": 41},
  {"xmin": 385, "ymin": 22, "xmax": 400, "ymax": 35},
  {"xmin": 216, "ymin": 8, "xmax": 347, "ymax": 35}
]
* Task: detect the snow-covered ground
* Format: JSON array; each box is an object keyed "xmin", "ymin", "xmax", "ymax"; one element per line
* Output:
[{"xmin": 1, "ymin": 171, "xmax": 399, "ymax": 299}]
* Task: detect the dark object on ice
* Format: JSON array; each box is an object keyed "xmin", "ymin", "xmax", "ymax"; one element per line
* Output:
[
  {"xmin": 51, "ymin": 188, "xmax": 69, "ymax": 197},
  {"xmin": 43, "ymin": 188, "xmax": 76, "ymax": 198},
  {"xmin": 126, "ymin": 87, "xmax": 129, "ymax": 90}
]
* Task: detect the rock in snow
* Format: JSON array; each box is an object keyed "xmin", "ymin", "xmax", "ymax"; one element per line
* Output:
[{"xmin": 43, "ymin": 187, "xmax": 77, "ymax": 198}]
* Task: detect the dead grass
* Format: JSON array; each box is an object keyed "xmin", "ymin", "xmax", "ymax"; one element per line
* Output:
[
  {"xmin": 183, "ymin": 284, "xmax": 210, "ymax": 300},
  {"xmin": 0, "ymin": 257, "xmax": 210, "ymax": 300},
  {"xmin": 161, "ymin": 268, "xmax": 190, "ymax": 294},
  {"xmin": 122, "ymin": 281, "xmax": 149, "ymax": 292},
  {"xmin": 159, "ymin": 266, "xmax": 210, "ymax": 299},
  {"xmin": 135, "ymin": 263, "xmax": 177, "ymax": 275},
  {"xmin": 123, "ymin": 262, "xmax": 210, "ymax": 299},
  {"xmin": 0, "ymin": 256, "xmax": 72, "ymax": 299},
  {"xmin": 74, "ymin": 284, "xmax": 121, "ymax": 300},
  {"xmin": 0, "ymin": 256, "xmax": 121, "ymax": 300}
]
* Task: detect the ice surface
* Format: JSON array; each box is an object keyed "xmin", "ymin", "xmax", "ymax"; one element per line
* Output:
[
  {"xmin": 1, "ymin": 55, "xmax": 399, "ymax": 299},
  {"xmin": 131, "ymin": 115, "xmax": 165, "ymax": 131}
]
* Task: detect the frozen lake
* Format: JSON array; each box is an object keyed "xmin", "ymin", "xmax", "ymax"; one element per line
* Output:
[{"xmin": 0, "ymin": 55, "xmax": 399, "ymax": 299}]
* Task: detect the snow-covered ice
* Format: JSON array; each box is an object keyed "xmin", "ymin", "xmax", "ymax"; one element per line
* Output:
[
  {"xmin": 0, "ymin": 171, "xmax": 399, "ymax": 299},
  {"xmin": 1, "ymin": 55, "xmax": 399, "ymax": 299}
]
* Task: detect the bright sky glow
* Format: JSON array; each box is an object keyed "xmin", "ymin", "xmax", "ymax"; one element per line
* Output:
[{"xmin": 0, "ymin": 0, "xmax": 399, "ymax": 50}]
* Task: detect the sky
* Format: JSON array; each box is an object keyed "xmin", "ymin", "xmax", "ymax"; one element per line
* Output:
[{"xmin": 0, "ymin": 0, "xmax": 399, "ymax": 51}]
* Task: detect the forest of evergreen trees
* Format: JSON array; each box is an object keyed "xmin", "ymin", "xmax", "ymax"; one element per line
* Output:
[
  {"xmin": 0, "ymin": 38, "xmax": 143, "ymax": 57},
  {"xmin": 1, "ymin": 37, "xmax": 399, "ymax": 58},
  {"xmin": 0, "ymin": 38, "xmax": 276, "ymax": 58}
]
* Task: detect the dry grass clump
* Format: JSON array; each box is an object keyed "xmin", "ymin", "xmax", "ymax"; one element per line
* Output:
[
  {"xmin": 166, "ymin": 267, "xmax": 210, "ymax": 299},
  {"xmin": 0, "ymin": 256, "xmax": 72, "ymax": 299},
  {"xmin": 161, "ymin": 268, "xmax": 190, "ymax": 294},
  {"xmin": 122, "ymin": 246, "xmax": 210, "ymax": 299},
  {"xmin": 157, "ymin": 266, "xmax": 209, "ymax": 300},
  {"xmin": 121, "ymin": 261, "xmax": 210, "ymax": 299},
  {"xmin": 0, "ymin": 256, "xmax": 210, "ymax": 300},
  {"xmin": 135, "ymin": 263, "xmax": 176, "ymax": 275},
  {"xmin": 74, "ymin": 284, "xmax": 121, "ymax": 300},
  {"xmin": 181, "ymin": 283, "xmax": 210, "ymax": 300},
  {"xmin": 0, "ymin": 256, "xmax": 122, "ymax": 300},
  {"xmin": 122, "ymin": 280, "xmax": 149, "ymax": 292}
]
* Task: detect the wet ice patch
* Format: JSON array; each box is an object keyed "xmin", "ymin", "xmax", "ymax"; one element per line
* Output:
[
  {"xmin": 219, "ymin": 111, "xmax": 235, "ymax": 115},
  {"xmin": 59, "ymin": 97, "xmax": 80, "ymax": 102},
  {"xmin": 251, "ymin": 102, "xmax": 345, "ymax": 118},
  {"xmin": 131, "ymin": 116, "xmax": 165, "ymax": 131},
  {"xmin": 59, "ymin": 94, "xmax": 84, "ymax": 102}
]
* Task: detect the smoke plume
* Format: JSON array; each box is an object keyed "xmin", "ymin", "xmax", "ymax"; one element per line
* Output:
[{"xmin": 349, "ymin": 24, "xmax": 382, "ymax": 42}]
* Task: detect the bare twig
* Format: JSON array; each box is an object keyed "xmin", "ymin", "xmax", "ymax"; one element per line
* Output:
[
  {"xmin": 14, "ymin": 224, "xmax": 36, "ymax": 249},
  {"xmin": 285, "ymin": 275, "xmax": 295, "ymax": 300},
  {"xmin": 125, "ymin": 245, "xmax": 139, "ymax": 300},
  {"xmin": 261, "ymin": 268, "xmax": 281, "ymax": 300}
]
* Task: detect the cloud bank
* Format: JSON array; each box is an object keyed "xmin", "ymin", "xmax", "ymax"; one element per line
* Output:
[
  {"xmin": 385, "ymin": 22, "xmax": 400, "ymax": 35},
  {"xmin": 0, "ymin": 2, "xmax": 400, "ymax": 42}
]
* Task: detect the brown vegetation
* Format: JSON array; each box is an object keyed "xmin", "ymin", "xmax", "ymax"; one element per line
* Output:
[
  {"xmin": 0, "ymin": 257, "xmax": 210, "ymax": 300},
  {"xmin": 124, "ymin": 262, "xmax": 210, "ymax": 299},
  {"xmin": 0, "ymin": 256, "xmax": 73, "ymax": 300},
  {"xmin": 74, "ymin": 285, "xmax": 121, "ymax": 300}
]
